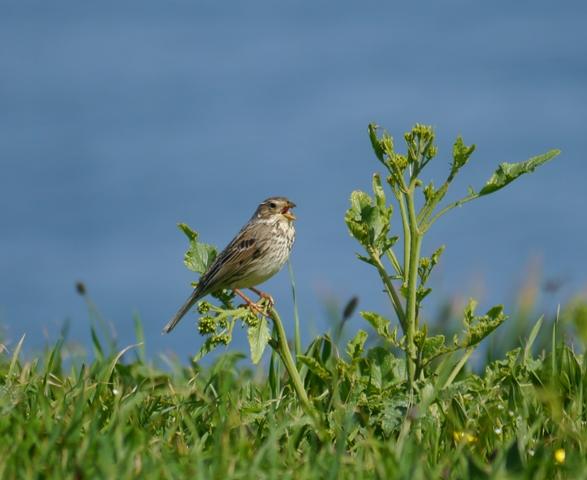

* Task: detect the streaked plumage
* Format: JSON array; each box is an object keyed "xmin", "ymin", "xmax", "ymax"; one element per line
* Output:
[{"xmin": 163, "ymin": 197, "xmax": 296, "ymax": 333}]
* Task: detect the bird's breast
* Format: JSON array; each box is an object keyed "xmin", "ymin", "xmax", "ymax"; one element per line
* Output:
[{"xmin": 232, "ymin": 218, "xmax": 294, "ymax": 288}]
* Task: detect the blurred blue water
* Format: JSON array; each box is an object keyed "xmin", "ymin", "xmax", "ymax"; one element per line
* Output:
[{"xmin": 1, "ymin": 1, "xmax": 586, "ymax": 361}]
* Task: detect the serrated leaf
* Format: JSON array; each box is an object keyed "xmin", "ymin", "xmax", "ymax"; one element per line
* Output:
[
  {"xmin": 361, "ymin": 311, "xmax": 397, "ymax": 344},
  {"xmin": 356, "ymin": 254, "xmax": 375, "ymax": 266},
  {"xmin": 346, "ymin": 218, "xmax": 369, "ymax": 245},
  {"xmin": 421, "ymin": 334, "xmax": 451, "ymax": 360},
  {"xmin": 349, "ymin": 190, "xmax": 372, "ymax": 214},
  {"xmin": 247, "ymin": 316, "xmax": 270, "ymax": 365},
  {"xmin": 380, "ymin": 397, "xmax": 410, "ymax": 435},
  {"xmin": 479, "ymin": 149, "xmax": 560, "ymax": 196},
  {"xmin": 416, "ymin": 286, "xmax": 432, "ymax": 302},
  {"xmin": 185, "ymin": 244, "xmax": 216, "ymax": 274},
  {"xmin": 345, "ymin": 189, "xmax": 391, "ymax": 251},
  {"xmin": 184, "ymin": 240, "xmax": 217, "ymax": 274},
  {"xmin": 297, "ymin": 355, "xmax": 332, "ymax": 381},
  {"xmin": 193, "ymin": 337, "xmax": 218, "ymax": 362},
  {"xmin": 449, "ymin": 137, "xmax": 476, "ymax": 181},
  {"xmin": 345, "ymin": 190, "xmax": 375, "ymax": 247},
  {"xmin": 346, "ymin": 330, "xmax": 368, "ymax": 361},
  {"xmin": 178, "ymin": 223, "xmax": 218, "ymax": 273},
  {"xmin": 461, "ymin": 302, "xmax": 507, "ymax": 347},
  {"xmin": 463, "ymin": 298, "xmax": 478, "ymax": 326},
  {"xmin": 366, "ymin": 346, "xmax": 403, "ymax": 387}
]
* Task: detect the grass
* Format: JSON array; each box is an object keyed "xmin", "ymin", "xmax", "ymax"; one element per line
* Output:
[
  {"xmin": 1, "ymin": 123, "xmax": 579, "ymax": 478},
  {"xmin": 1, "ymin": 295, "xmax": 586, "ymax": 479}
]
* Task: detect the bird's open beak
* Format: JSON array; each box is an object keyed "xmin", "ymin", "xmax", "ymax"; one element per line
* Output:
[{"xmin": 281, "ymin": 202, "xmax": 296, "ymax": 221}]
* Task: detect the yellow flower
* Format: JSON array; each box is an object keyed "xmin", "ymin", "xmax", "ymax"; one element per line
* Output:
[
  {"xmin": 453, "ymin": 431, "xmax": 477, "ymax": 444},
  {"xmin": 554, "ymin": 448, "xmax": 566, "ymax": 464}
]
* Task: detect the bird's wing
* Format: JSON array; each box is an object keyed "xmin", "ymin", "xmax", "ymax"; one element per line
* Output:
[{"xmin": 195, "ymin": 221, "xmax": 264, "ymax": 296}]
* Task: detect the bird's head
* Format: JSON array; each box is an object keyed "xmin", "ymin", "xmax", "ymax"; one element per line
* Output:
[{"xmin": 255, "ymin": 197, "xmax": 296, "ymax": 222}]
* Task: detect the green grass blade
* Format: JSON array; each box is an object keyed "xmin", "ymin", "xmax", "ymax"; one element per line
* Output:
[
  {"xmin": 132, "ymin": 311, "xmax": 146, "ymax": 363},
  {"xmin": 523, "ymin": 315, "xmax": 543, "ymax": 364},
  {"xmin": 8, "ymin": 334, "xmax": 25, "ymax": 379},
  {"xmin": 288, "ymin": 260, "xmax": 302, "ymax": 358}
]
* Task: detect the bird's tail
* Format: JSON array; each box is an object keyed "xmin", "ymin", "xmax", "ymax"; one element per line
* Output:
[{"xmin": 162, "ymin": 290, "xmax": 201, "ymax": 334}]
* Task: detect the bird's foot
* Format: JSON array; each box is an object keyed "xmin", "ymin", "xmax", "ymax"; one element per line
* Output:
[
  {"xmin": 249, "ymin": 287, "xmax": 274, "ymax": 306},
  {"xmin": 234, "ymin": 289, "xmax": 267, "ymax": 316}
]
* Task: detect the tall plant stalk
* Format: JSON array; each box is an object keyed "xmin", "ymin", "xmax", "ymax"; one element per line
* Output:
[
  {"xmin": 345, "ymin": 123, "xmax": 559, "ymax": 390},
  {"xmin": 268, "ymin": 307, "xmax": 313, "ymax": 415},
  {"xmin": 404, "ymin": 190, "xmax": 422, "ymax": 387}
]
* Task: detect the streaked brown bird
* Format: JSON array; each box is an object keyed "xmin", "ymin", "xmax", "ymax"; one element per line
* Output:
[{"xmin": 163, "ymin": 197, "xmax": 296, "ymax": 334}]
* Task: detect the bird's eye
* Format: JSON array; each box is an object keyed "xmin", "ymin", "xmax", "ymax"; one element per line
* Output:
[{"xmin": 269, "ymin": 202, "xmax": 276, "ymax": 209}]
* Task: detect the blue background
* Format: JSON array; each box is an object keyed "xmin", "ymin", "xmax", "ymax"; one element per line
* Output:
[{"xmin": 1, "ymin": 1, "xmax": 586, "ymax": 361}]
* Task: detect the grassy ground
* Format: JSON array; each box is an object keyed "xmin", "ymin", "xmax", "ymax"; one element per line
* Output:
[{"xmin": 1, "ymin": 295, "xmax": 587, "ymax": 479}]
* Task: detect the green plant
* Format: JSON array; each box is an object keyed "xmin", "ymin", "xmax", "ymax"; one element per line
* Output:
[
  {"xmin": 3, "ymin": 302, "xmax": 586, "ymax": 478},
  {"xmin": 345, "ymin": 123, "xmax": 560, "ymax": 390},
  {"xmin": 4, "ymin": 117, "xmax": 586, "ymax": 477},
  {"xmin": 174, "ymin": 223, "xmax": 314, "ymax": 418}
]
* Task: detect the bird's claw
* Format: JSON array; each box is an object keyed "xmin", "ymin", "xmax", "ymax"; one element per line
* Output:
[
  {"xmin": 259, "ymin": 292, "xmax": 274, "ymax": 306},
  {"xmin": 246, "ymin": 301, "xmax": 267, "ymax": 316},
  {"xmin": 249, "ymin": 287, "xmax": 274, "ymax": 306}
]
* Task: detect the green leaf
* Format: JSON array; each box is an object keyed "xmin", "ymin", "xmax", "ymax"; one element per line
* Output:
[
  {"xmin": 449, "ymin": 136, "xmax": 476, "ymax": 181},
  {"xmin": 423, "ymin": 181, "xmax": 436, "ymax": 203},
  {"xmin": 361, "ymin": 311, "xmax": 389, "ymax": 336},
  {"xmin": 345, "ymin": 189, "xmax": 391, "ymax": 251},
  {"xmin": 180, "ymin": 223, "xmax": 218, "ymax": 274},
  {"xmin": 380, "ymin": 397, "xmax": 410, "ymax": 435},
  {"xmin": 349, "ymin": 190, "xmax": 372, "ymax": 213},
  {"xmin": 523, "ymin": 315, "xmax": 543, "ymax": 364},
  {"xmin": 297, "ymin": 355, "xmax": 332, "ymax": 381},
  {"xmin": 193, "ymin": 337, "xmax": 219, "ymax": 362},
  {"xmin": 178, "ymin": 222, "xmax": 198, "ymax": 241},
  {"xmin": 346, "ymin": 330, "xmax": 368, "ymax": 361},
  {"xmin": 461, "ymin": 300, "xmax": 507, "ymax": 347},
  {"xmin": 368, "ymin": 123, "xmax": 385, "ymax": 163},
  {"xmin": 463, "ymin": 298, "xmax": 478, "ymax": 326},
  {"xmin": 345, "ymin": 190, "xmax": 374, "ymax": 246},
  {"xmin": 356, "ymin": 253, "xmax": 375, "ymax": 266},
  {"xmin": 478, "ymin": 149, "xmax": 560, "ymax": 196},
  {"xmin": 7, "ymin": 334, "xmax": 26, "ymax": 379},
  {"xmin": 416, "ymin": 286, "xmax": 432, "ymax": 303},
  {"xmin": 372, "ymin": 173, "xmax": 386, "ymax": 211},
  {"xmin": 247, "ymin": 316, "xmax": 270, "ymax": 365},
  {"xmin": 421, "ymin": 334, "xmax": 448, "ymax": 359},
  {"xmin": 418, "ymin": 245, "xmax": 445, "ymax": 286},
  {"xmin": 361, "ymin": 311, "xmax": 397, "ymax": 344},
  {"xmin": 366, "ymin": 347, "xmax": 403, "ymax": 386}
]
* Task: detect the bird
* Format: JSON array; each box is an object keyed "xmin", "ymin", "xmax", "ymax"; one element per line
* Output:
[{"xmin": 163, "ymin": 196, "xmax": 296, "ymax": 334}]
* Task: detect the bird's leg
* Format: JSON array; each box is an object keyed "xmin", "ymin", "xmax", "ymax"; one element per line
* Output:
[
  {"xmin": 233, "ymin": 289, "xmax": 266, "ymax": 315},
  {"xmin": 249, "ymin": 287, "xmax": 274, "ymax": 306}
]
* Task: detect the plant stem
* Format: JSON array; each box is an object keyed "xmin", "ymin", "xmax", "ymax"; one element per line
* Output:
[
  {"xmin": 442, "ymin": 349, "xmax": 473, "ymax": 389},
  {"xmin": 405, "ymin": 190, "xmax": 423, "ymax": 389},
  {"xmin": 397, "ymin": 192, "xmax": 411, "ymax": 283},
  {"xmin": 370, "ymin": 249, "xmax": 406, "ymax": 331},
  {"xmin": 268, "ymin": 307, "xmax": 313, "ymax": 415},
  {"xmin": 423, "ymin": 191, "xmax": 479, "ymax": 231},
  {"xmin": 385, "ymin": 249, "xmax": 403, "ymax": 277}
]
